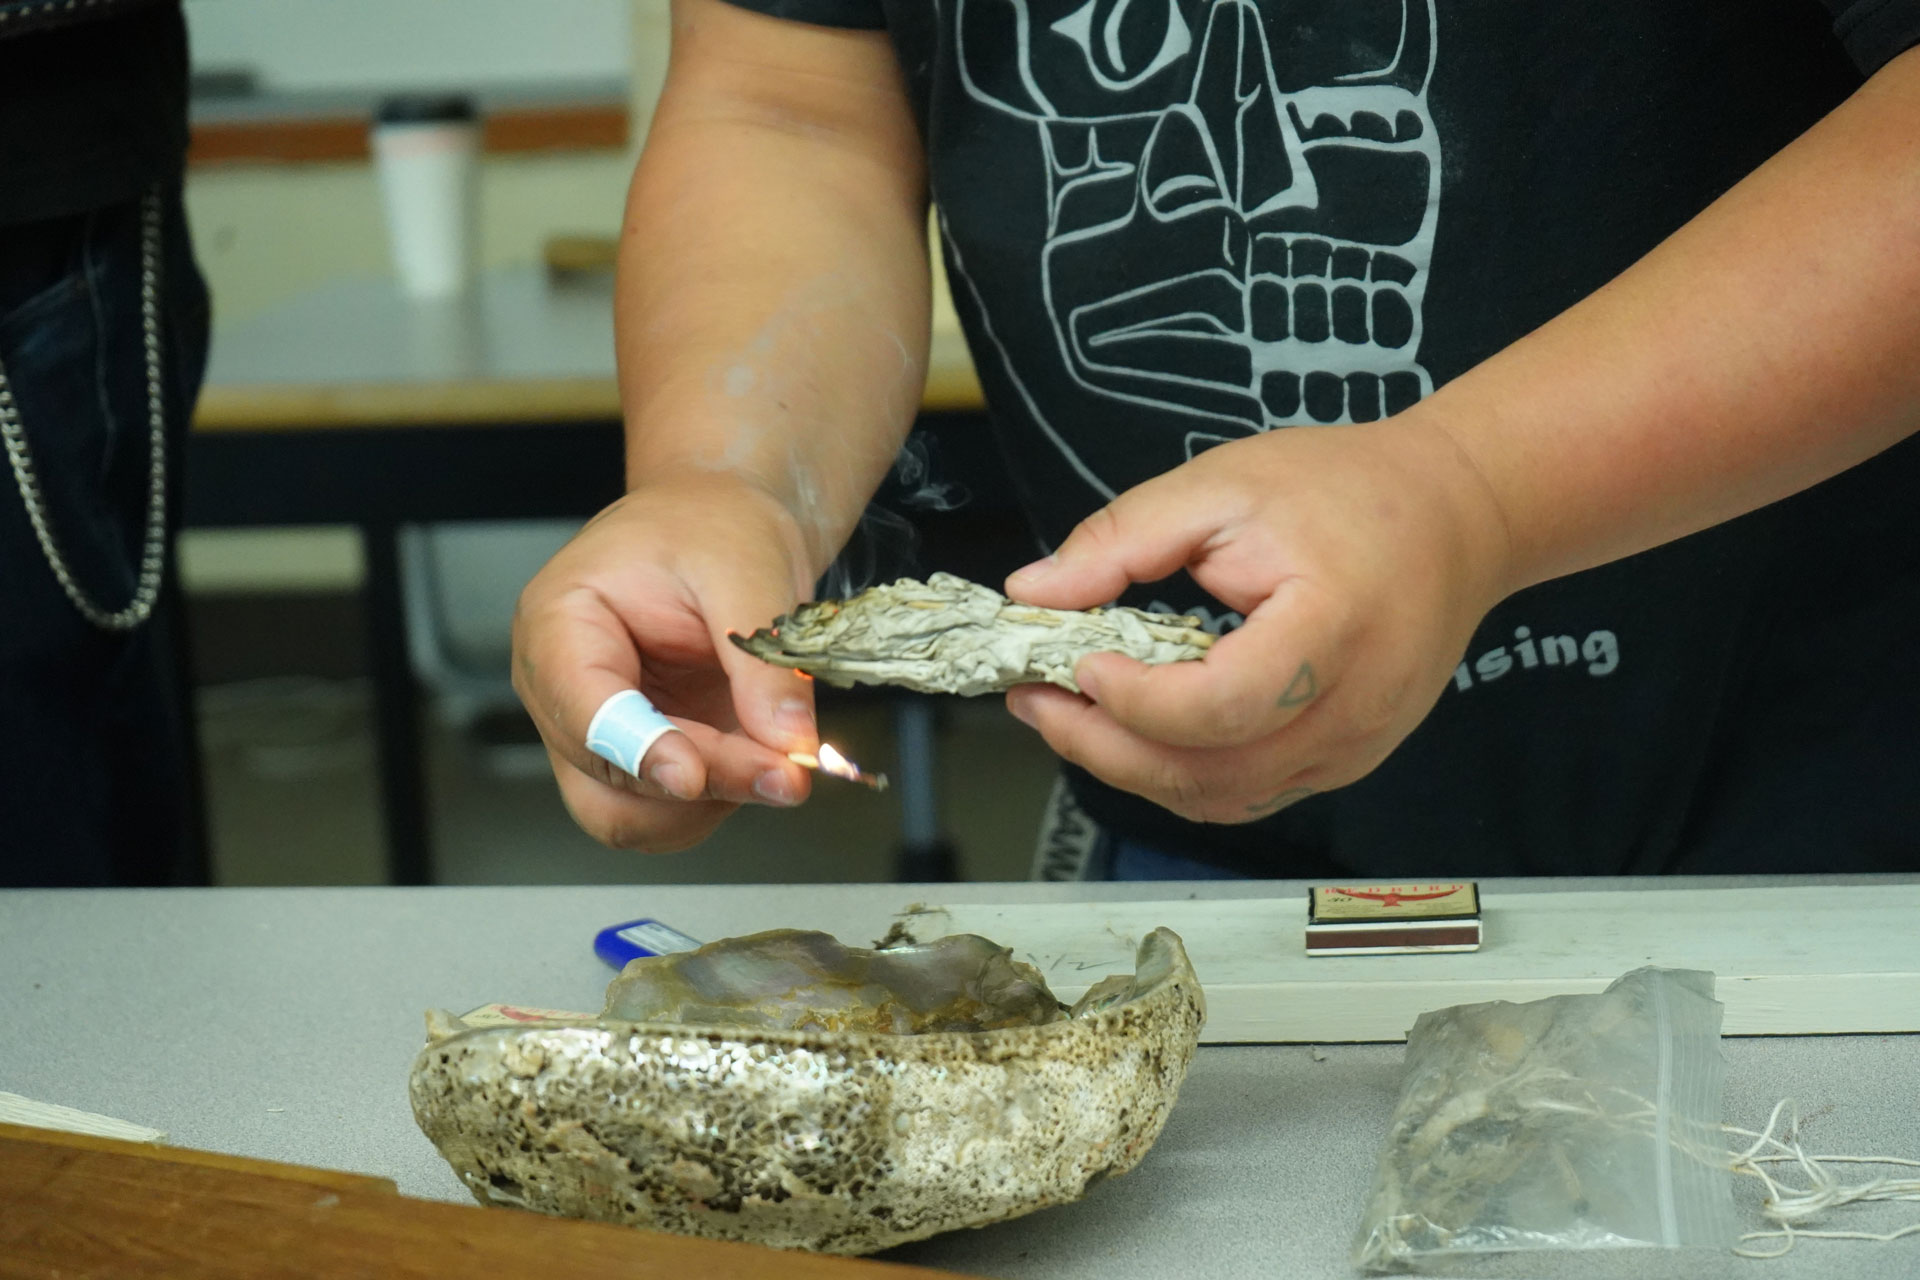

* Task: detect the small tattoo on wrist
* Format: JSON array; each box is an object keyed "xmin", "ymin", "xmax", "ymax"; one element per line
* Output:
[
  {"xmin": 1247, "ymin": 786, "xmax": 1315, "ymax": 816},
  {"xmin": 1277, "ymin": 662, "xmax": 1317, "ymax": 708}
]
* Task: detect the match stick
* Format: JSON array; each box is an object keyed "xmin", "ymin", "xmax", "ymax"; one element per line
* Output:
[{"xmin": 787, "ymin": 746, "xmax": 890, "ymax": 792}]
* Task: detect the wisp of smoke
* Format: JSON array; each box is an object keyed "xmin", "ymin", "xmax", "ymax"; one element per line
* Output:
[
  {"xmin": 817, "ymin": 434, "xmax": 971, "ymax": 598},
  {"xmin": 887, "ymin": 433, "xmax": 969, "ymax": 513}
]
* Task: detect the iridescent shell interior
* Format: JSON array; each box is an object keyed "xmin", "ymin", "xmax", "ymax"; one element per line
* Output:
[
  {"xmin": 599, "ymin": 929, "xmax": 1064, "ymax": 1034},
  {"xmin": 410, "ymin": 927, "xmax": 1205, "ymax": 1255}
]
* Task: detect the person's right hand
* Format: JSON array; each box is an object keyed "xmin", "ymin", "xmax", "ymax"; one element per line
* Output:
[{"xmin": 512, "ymin": 472, "xmax": 821, "ymax": 851}]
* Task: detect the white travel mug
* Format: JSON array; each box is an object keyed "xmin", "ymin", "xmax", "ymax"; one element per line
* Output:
[{"xmin": 371, "ymin": 95, "xmax": 480, "ymax": 299}]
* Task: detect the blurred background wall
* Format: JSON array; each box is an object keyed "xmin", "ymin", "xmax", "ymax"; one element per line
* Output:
[{"xmin": 183, "ymin": 0, "xmax": 656, "ymax": 325}]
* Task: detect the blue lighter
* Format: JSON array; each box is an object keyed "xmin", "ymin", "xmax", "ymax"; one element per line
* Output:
[{"xmin": 593, "ymin": 917, "xmax": 703, "ymax": 970}]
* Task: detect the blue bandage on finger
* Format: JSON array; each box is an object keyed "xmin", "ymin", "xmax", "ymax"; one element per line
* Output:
[{"xmin": 585, "ymin": 689, "xmax": 682, "ymax": 778}]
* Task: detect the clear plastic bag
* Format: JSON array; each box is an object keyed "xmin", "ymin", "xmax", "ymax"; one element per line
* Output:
[{"xmin": 1353, "ymin": 967, "xmax": 1740, "ymax": 1271}]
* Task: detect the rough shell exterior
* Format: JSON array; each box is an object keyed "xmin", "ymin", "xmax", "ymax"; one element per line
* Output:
[
  {"xmin": 729, "ymin": 572, "xmax": 1215, "ymax": 696},
  {"xmin": 409, "ymin": 928, "xmax": 1205, "ymax": 1255}
]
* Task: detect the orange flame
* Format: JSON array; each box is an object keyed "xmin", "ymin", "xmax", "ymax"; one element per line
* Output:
[{"xmin": 787, "ymin": 743, "xmax": 888, "ymax": 791}]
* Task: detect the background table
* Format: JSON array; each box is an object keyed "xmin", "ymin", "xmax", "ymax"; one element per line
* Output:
[
  {"xmin": 6, "ymin": 877, "xmax": 1916, "ymax": 1279},
  {"xmin": 186, "ymin": 270, "xmax": 1002, "ymax": 884}
]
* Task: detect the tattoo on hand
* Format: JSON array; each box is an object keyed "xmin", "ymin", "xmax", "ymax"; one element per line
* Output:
[
  {"xmin": 1276, "ymin": 662, "xmax": 1317, "ymax": 708},
  {"xmin": 1247, "ymin": 786, "xmax": 1315, "ymax": 816}
]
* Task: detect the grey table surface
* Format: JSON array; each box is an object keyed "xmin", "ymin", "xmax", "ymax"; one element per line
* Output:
[
  {"xmin": 199, "ymin": 268, "xmax": 976, "ymax": 394},
  {"xmin": 203, "ymin": 268, "xmax": 619, "ymax": 388},
  {"xmin": 4, "ymin": 877, "xmax": 1917, "ymax": 1280}
]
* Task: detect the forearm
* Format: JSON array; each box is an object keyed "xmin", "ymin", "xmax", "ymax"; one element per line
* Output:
[
  {"xmin": 1428, "ymin": 45, "xmax": 1920, "ymax": 593},
  {"xmin": 615, "ymin": 2, "xmax": 930, "ymax": 576}
]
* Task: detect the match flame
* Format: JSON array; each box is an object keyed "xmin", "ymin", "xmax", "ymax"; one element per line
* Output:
[
  {"xmin": 815, "ymin": 742, "xmax": 859, "ymax": 781},
  {"xmin": 787, "ymin": 743, "xmax": 888, "ymax": 791}
]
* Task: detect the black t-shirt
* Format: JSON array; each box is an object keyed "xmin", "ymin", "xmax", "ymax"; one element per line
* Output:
[
  {"xmin": 721, "ymin": 0, "xmax": 1920, "ymax": 877},
  {"xmin": 0, "ymin": 0, "xmax": 189, "ymax": 226}
]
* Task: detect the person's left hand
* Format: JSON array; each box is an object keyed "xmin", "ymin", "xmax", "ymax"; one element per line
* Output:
[{"xmin": 1001, "ymin": 415, "xmax": 1514, "ymax": 823}]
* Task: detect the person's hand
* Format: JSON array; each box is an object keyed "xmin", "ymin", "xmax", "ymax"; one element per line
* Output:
[
  {"xmin": 512, "ymin": 473, "xmax": 820, "ymax": 851},
  {"xmin": 1001, "ymin": 416, "xmax": 1513, "ymax": 823}
]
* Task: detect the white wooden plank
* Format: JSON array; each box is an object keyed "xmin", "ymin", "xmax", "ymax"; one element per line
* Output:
[
  {"xmin": 0, "ymin": 1092, "xmax": 167, "ymax": 1144},
  {"xmin": 908, "ymin": 886, "xmax": 1920, "ymax": 1043}
]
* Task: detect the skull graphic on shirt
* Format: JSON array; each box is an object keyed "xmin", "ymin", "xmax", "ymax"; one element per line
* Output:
[{"xmin": 942, "ymin": 0, "xmax": 1440, "ymax": 499}]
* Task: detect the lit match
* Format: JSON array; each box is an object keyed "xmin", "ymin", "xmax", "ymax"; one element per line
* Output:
[{"xmin": 787, "ymin": 743, "xmax": 889, "ymax": 792}]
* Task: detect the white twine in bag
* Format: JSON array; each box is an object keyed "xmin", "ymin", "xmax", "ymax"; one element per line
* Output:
[{"xmin": 1351, "ymin": 970, "xmax": 1920, "ymax": 1270}]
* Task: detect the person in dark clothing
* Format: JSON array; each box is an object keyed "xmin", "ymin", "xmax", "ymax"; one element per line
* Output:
[
  {"xmin": 510, "ymin": 0, "xmax": 1920, "ymax": 879},
  {"xmin": 1, "ymin": 0, "xmax": 211, "ymax": 886}
]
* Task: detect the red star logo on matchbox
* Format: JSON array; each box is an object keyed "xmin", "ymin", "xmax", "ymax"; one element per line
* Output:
[{"xmin": 1331, "ymin": 885, "xmax": 1462, "ymax": 908}]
